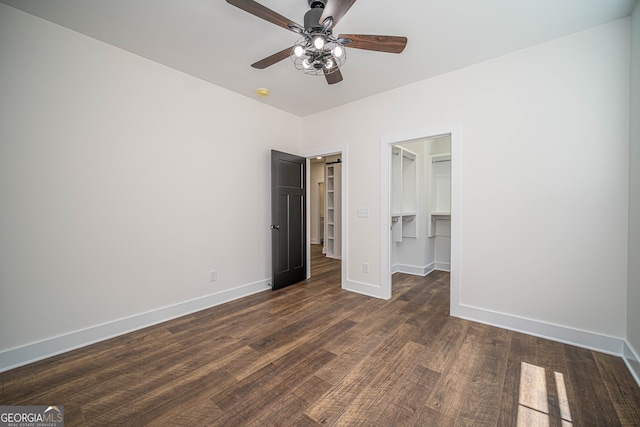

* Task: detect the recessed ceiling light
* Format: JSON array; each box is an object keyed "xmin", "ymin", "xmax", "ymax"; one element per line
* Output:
[{"xmin": 256, "ymin": 88, "xmax": 269, "ymax": 97}]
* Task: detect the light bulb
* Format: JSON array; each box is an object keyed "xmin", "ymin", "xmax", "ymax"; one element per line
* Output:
[
  {"xmin": 333, "ymin": 45, "xmax": 343, "ymax": 58},
  {"xmin": 326, "ymin": 58, "xmax": 334, "ymax": 69},
  {"xmin": 313, "ymin": 36, "xmax": 325, "ymax": 50},
  {"xmin": 302, "ymin": 59, "xmax": 311, "ymax": 69},
  {"xmin": 294, "ymin": 45, "xmax": 304, "ymax": 58}
]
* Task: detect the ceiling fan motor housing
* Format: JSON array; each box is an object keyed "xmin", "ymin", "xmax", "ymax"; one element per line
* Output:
[{"xmin": 304, "ymin": 6, "xmax": 325, "ymax": 31}]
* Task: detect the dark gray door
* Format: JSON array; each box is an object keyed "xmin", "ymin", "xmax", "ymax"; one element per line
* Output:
[{"xmin": 271, "ymin": 150, "xmax": 306, "ymax": 290}]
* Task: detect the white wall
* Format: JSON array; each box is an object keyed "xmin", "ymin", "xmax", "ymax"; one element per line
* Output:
[
  {"xmin": 301, "ymin": 19, "xmax": 630, "ymax": 347},
  {"xmin": 0, "ymin": 4, "xmax": 301, "ymax": 367},
  {"xmin": 627, "ymin": 1, "xmax": 640, "ymax": 380}
]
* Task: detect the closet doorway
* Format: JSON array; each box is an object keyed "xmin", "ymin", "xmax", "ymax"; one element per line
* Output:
[
  {"xmin": 390, "ymin": 136, "xmax": 451, "ymax": 276},
  {"xmin": 380, "ymin": 127, "xmax": 459, "ymax": 311}
]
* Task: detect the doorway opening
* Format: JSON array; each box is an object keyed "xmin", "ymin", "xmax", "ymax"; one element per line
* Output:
[
  {"xmin": 380, "ymin": 127, "xmax": 459, "ymax": 313},
  {"xmin": 390, "ymin": 136, "xmax": 451, "ymax": 275},
  {"xmin": 305, "ymin": 149, "xmax": 346, "ymax": 288}
]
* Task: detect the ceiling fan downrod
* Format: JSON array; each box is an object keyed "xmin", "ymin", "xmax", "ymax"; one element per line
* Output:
[{"xmin": 308, "ymin": 0, "xmax": 326, "ymax": 9}]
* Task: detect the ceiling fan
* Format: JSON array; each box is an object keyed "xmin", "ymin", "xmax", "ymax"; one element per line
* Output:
[{"xmin": 226, "ymin": 0, "xmax": 408, "ymax": 85}]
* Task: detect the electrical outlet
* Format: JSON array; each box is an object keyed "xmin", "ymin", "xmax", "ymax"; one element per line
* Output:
[
  {"xmin": 209, "ymin": 270, "xmax": 217, "ymax": 282},
  {"xmin": 363, "ymin": 263, "xmax": 369, "ymax": 273}
]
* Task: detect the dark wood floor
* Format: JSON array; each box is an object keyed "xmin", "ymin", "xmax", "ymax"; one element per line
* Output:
[{"xmin": 1, "ymin": 245, "xmax": 639, "ymax": 426}]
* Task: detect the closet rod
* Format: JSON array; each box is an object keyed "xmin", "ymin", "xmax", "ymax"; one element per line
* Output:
[{"xmin": 432, "ymin": 159, "xmax": 451, "ymax": 163}]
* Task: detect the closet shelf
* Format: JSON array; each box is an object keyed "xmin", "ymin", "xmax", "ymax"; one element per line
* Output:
[{"xmin": 391, "ymin": 145, "xmax": 418, "ymax": 241}]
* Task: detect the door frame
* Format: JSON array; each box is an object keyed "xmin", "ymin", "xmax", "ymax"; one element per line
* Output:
[
  {"xmin": 380, "ymin": 126, "xmax": 461, "ymax": 316},
  {"xmin": 302, "ymin": 146, "xmax": 347, "ymax": 290}
]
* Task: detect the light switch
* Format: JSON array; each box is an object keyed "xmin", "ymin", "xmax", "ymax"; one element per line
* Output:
[{"xmin": 357, "ymin": 208, "xmax": 369, "ymax": 218}]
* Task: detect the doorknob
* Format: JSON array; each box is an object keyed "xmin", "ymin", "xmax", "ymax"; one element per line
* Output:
[{"xmin": 270, "ymin": 224, "xmax": 280, "ymax": 229}]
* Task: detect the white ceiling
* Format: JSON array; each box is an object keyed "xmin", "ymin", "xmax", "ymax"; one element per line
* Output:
[{"xmin": 1, "ymin": 0, "xmax": 636, "ymax": 117}]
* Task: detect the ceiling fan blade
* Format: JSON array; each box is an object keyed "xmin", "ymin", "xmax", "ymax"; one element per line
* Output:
[
  {"xmin": 324, "ymin": 66, "xmax": 343, "ymax": 85},
  {"xmin": 339, "ymin": 34, "xmax": 407, "ymax": 54},
  {"xmin": 320, "ymin": 0, "xmax": 357, "ymax": 28},
  {"xmin": 251, "ymin": 47, "xmax": 291, "ymax": 69},
  {"xmin": 226, "ymin": 0, "xmax": 303, "ymax": 32}
]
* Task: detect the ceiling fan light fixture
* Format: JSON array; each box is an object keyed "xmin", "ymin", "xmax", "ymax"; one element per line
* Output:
[
  {"xmin": 291, "ymin": 36, "xmax": 346, "ymax": 76},
  {"xmin": 294, "ymin": 45, "xmax": 305, "ymax": 57},
  {"xmin": 313, "ymin": 36, "xmax": 325, "ymax": 50}
]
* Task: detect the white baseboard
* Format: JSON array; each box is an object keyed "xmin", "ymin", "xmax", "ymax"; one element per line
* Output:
[
  {"xmin": 344, "ymin": 279, "xmax": 390, "ymax": 299},
  {"xmin": 455, "ymin": 303, "xmax": 625, "ymax": 357},
  {"xmin": 434, "ymin": 261, "xmax": 450, "ymax": 272},
  {"xmin": 395, "ymin": 262, "xmax": 435, "ymax": 276},
  {"xmin": 623, "ymin": 340, "xmax": 640, "ymax": 387},
  {"xmin": 0, "ymin": 279, "xmax": 271, "ymax": 373},
  {"xmin": 391, "ymin": 263, "xmax": 399, "ymax": 274}
]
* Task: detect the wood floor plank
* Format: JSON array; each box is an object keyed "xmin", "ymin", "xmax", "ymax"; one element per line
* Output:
[
  {"xmin": 391, "ymin": 364, "xmax": 441, "ymax": 415},
  {"xmin": 252, "ymin": 393, "xmax": 310, "ymax": 426},
  {"xmin": 1, "ymin": 246, "xmax": 639, "ymax": 426},
  {"xmin": 212, "ymin": 344, "xmax": 333, "ymax": 411},
  {"xmin": 291, "ymin": 374, "xmax": 334, "ymax": 407},
  {"xmin": 563, "ymin": 344, "xmax": 623, "ymax": 426},
  {"xmin": 496, "ymin": 332, "xmax": 539, "ymax": 427},
  {"xmin": 172, "ymin": 399, "xmax": 226, "ymax": 426},
  {"xmin": 319, "ymin": 319, "xmax": 370, "ymax": 356},
  {"xmin": 424, "ymin": 321, "xmax": 490, "ymax": 419},
  {"xmin": 332, "ymin": 338, "xmax": 426, "ymax": 425},
  {"xmin": 314, "ymin": 299, "xmax": 413, "ymax": 385},
  {"xmin": 232, "ymin": 316, "xmax": 357, "ymax": 381},
  {"xmin": 403, "ymin": 284, "xmax": 449, "ymax": 328},
  {"xmin": 374, "ymin": 403, "xmax": 416, "ymax": 426},
  {"xmin": 306, "ymin": 324, "xmax": 415, "ymax": 424},
  {"xmin": 305, "ymin": 322, "xmax": 418, "ymax": 425},
  {"xmin": 246, "ymin": 292, "xmax": 361, "ymax": 354},
  {"xmin": 415, "ymin": 405, "xmax": 457, "ymax": 426},
  {"xmin": 594, "ymin": 351, "xmax": 640, "ymax": 426},
  {"xmin": 412, "ymin": 298, "xmax": 456, "ymax": 349},
  {"xmin": 456, "ymin": 326, "xmax": 511, "ymax": 426},
  {"xmin": 534, "ymin": 337, "xmax": 574, "ymax": 426},
  {"xmin": 94, "ymin": 365, "xmax": 236, "ymax": 425},
  {"xmin": 212, "ymin": 346, "xmax": 337, "ymax": 426},
  {"xmin": 417, "ymin": 315, "xmax": 470, "ymax": 373}
]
